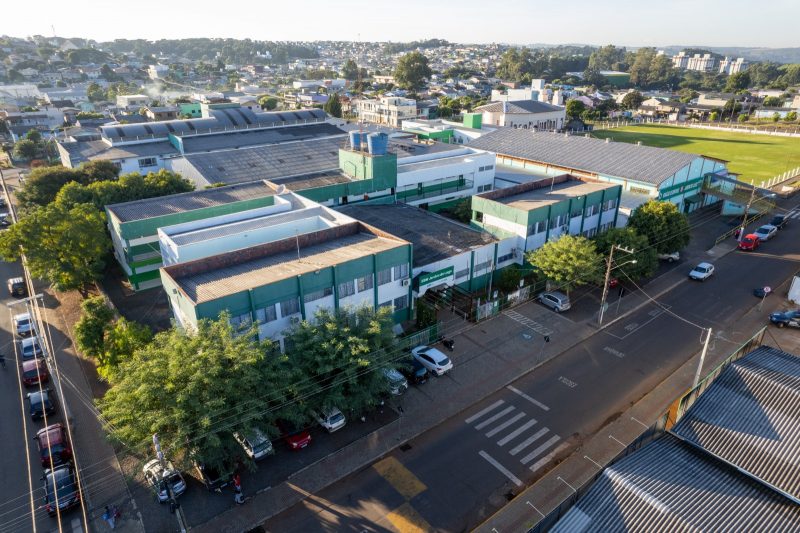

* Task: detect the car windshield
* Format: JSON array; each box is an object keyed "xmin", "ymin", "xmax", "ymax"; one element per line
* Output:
[
  {"xmin": 23, "ymin": 368, "xmax": 40, "ymax": 379},
  {"xmin": 17, "ymin": 317, "xmax": 30, "ymax": 326},
  {"xmin": 438, "ymin": 357, "xmax": 451, "ymax": 366},
  {"xmin": 328, "ymin": 412, "xmax": 345, "ymax": 424},
  {"xmin": 42, "ymin": 443, "xmax": 65, "ymax": 456},
  {"xmin": 695, "ymin": 266, "xmax": 708, "ymax": 273},
  {"xmin": 756, "ymin": 228, "xmax": 768, "ymax": 234}
]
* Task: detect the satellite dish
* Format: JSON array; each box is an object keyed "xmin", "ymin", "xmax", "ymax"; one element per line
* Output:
[{"xmin": 276, "ymin": 184, "xmax": 287, "ymax": 195}]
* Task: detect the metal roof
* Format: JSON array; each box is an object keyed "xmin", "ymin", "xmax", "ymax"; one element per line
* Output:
[
  {"xmin": 551, "ymin": 434, "xmax": 800, "ymax": 533},
  {"xmin": 60, "ymin": 140, "xmax": 179, "ymax": 163},
  {"xmin": 671, "ymin": 346, "xmax": 800, "ymax": 502},
  {"xmin": 468, "ymin": 129, "xmax": 701, "ymax": 186},
  {"xmin": 107, "ymin": 181, "xmax": 276, "ymax": 223},
  {"xmin": 475, "ymin": 100, "xmax": 564, "ymax": 114},
  {"xmin": 179, "ymin": 122, "xmax": 345, "ymax": 153},
  {"xmin": 487, "ymin": 180, "xmax": 618, "ymax": 211}
]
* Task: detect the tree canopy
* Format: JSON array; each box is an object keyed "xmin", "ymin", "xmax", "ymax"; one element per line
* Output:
[
  {"xmin": 526, "ymin": 235, "xmax": 603, "ymax": 293},
  {"xmin": 594, "ymin": 227, "xmax": 658, "ymax": 281},
  {"xmin": 258, "ymin": 95, "xmax": 278, "ymax": 110},
  {"xmin": 54, "ymin": 169, "xmax": 194, "ymax": 211},
  {"xmin": 621, "ymin": 90, "xmax": 644, "ymax": 110},
  {"xmin": 627, "ymin": 200, "xmax": 691, "ymax": 254},
  {"xmin": 323, "ymin": 93, "xmax": 342, "ymax": 118},
  {"xmin": 588, "ymin": 45, "xmax": 628, "ymax": 72},
  {"xmin": 16, "ymin": 160, "xmax": 120, "ymax": 208},
  {"xmin": 342, "ymin": 59, "xmax": 359, "ymax": 81},
  {"xmin": 12, "ymin": 139, "xmax": 37, "ymax": 160},
  {"xmin": 394, "ymin": 51, "xmax": 432, "ymax": 90}
]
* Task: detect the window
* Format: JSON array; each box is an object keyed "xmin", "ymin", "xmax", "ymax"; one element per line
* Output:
[
  {"xmin": 379, "ymin": 300, "xmax": 393, "ymax": 310},
  {"xmin": 356, "ymin": 274, "xmax": 374, "ymax": 292},
  {"xmin": 455, "ymin": 268, "xmax": 470, "ymax": 280},
  {"xmin": 230, "ymin": 312, "xmax": 252, "ymax": 330},
  {"xmin": 584, "ymin": 204, "xmax": 598, "ymax": 217},
  {"xmin": 393, "ymin": 264, "xmax": 409, "ymax": 281},
  {"xmin": 338, "ymin": 279, "xmax": 355, "ymax": 298},
  {"xmin": 303, "ymin": 287, "xmax": 332, "ymax": 303},
  {"xmin": 497, "ymin": 252, "xmax": 514, "ymax": 263},
  {"xmin": 138, "ymin": 157, "xmax": 156, "ymax": 168},
  {"xmin": 255, "ymin": 305, "xmax": 277, "ymax": 324},
  {"xmin": 377, "ymin": 268, "xmax": 392, "ymax": 286},
  {"xmin": 550, "ymin": 214, "xmax": 563, "ymax": 228},
  {"xmin": 474, "ymin": 260, "xmax": 491, "ymax": 273},
  {"xmin": 393, "ymin": 295, "xmax": 409, "ymax": 310},
  {"xmin": 583, "ymin": 227, "xmax": 598, "ymax": 238},
  {"xmin": 279, "ymin": 298, "xmax": 300, "ymax": 317},
  {"xmin": 603, "ymin": 198, "xmax": 618, "ymax": 211},
  {"xmin": 571, "ymin": 207, "xmax": 583, "ymax": 218}
]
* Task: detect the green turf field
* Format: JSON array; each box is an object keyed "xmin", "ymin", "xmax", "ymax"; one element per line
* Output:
[{"xmin": 591, "ymin": 124, "xmax": 800, "ymax": 184}]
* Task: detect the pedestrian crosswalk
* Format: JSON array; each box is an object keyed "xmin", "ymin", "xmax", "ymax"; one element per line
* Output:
[
  {"xmin": 786, "ymin": 208, "xmax": 800, "ymax": 220},
  {"xmin": 465, "ymin": 399, "xmax": 561, "ymax": 473},
  {"xmin": 504, "ymin": 310, "xmax": 554, "ymax": 336}
]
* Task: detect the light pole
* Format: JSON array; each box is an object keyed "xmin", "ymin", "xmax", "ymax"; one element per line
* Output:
[
  {"xmin": 598, "ymin": 245, "xmax": 635, "ymax": 326},
  {"xmin": 153, "ymin": 434, "xmax": 188, "ymax": 532}
]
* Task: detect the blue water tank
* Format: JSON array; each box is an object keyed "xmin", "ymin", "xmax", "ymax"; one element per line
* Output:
[
  {"xmin": 367, "ymin": 132, "xmax": 389, "ymax": 156},
  {"xmin": 349, "ymin": 131, "xmax": 362, "ymax": 151}
]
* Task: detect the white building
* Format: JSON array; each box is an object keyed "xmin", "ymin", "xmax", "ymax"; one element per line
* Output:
[
  {"xmin": 474, "ymin": 100, "xmax": 566, "ymax": 131},
  {"xmin": 116, "ymin": 94, "xmax": 149, "ymax": 110},
  {"xmin": 147, "ymin": 64, "xmax": 169, "ymax": 80},
  {"xmin": 718, "ymin": 57, "xmax": 748, "ymax": 75},
  {"xmin": 355, "ymin": 96, "xmax": 420, "ymax": 127}
]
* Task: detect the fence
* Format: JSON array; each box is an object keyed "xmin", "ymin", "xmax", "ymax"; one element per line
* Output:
[
  {"xmin": 758, "ymin": 165, "xmax": 800, "ymax": 190},
  {"xmin": 397, "ymin": 322, "xmax": 442, "ymax": 351},
  {"xmin": 714, "ymin": 211, "xmax": 768, "ymax": 245}
]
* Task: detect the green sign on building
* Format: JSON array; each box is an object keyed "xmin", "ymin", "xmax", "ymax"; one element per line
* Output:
[{"xmin": 417, "ymin": 266, "xmax": 454, "ymax": 287}]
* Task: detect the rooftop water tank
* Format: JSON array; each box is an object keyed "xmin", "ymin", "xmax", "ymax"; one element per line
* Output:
[
  {"xmin": 349, "ymin": 131, "xmax": 362, "ymax": 151},
  {"xmin": 367, "ymin": 132, "xmax": 388, "ymax": 156}
]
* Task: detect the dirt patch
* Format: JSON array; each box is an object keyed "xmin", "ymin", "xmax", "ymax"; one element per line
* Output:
[{"xmin": 102, "ymin": 263, "xmax": 171, "ymax": 332}]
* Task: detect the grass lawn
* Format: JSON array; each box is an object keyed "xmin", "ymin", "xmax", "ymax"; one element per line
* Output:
[{"xmin": 591, "ymin": 124, "xmax": 800, "ymax": 184}]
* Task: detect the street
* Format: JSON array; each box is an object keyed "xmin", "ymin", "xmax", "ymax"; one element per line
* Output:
[{"xmin": 263, "ymin": 205, "xmax": 800, "ymax": 532}]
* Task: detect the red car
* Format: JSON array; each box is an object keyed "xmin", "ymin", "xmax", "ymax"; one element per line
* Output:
[
  {"xmin": 276, "ymin": 420, "xmax": 312, "ymax": 450},
  {"xmin": 35, "ymin": 424, "xmax": 72, "ymax": 468},
  {"xmin": 738, "ymin": 234, "xmax": 760, "ymax": 251},
  {"xmin": 21, "ymin": 358, "xmax": 49, "ymax": 387}
]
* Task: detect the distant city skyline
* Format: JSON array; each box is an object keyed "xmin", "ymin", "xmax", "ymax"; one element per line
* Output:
[{"xmin": 4, "ymin": 0, "xmax": 800, "ymax": 49}]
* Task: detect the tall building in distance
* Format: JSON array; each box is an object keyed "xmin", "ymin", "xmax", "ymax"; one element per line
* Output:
[{"xmin": 670, "ymin": 51, "xmax": 747, "ymax": 74}]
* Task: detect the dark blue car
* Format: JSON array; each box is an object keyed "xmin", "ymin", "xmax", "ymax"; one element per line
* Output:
[
  {"xmin": 770, "ymin": 310, "xmax": 800, "ymax": 328},
  {"xmin": 27, "ymin": 389, "xmax": 57, "ymax": 420}
]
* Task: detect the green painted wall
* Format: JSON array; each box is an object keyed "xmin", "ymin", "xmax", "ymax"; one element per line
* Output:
[
  {"xmin": 178, "ymin": 103, "xmax": 202, "ymax": 117},
  {"xmin": 463, "ymin": 113, "xmax": 482, "ymax": 129},
  {"xmin": 338, "ymin": 149, "xmax": 398, "ymax": 186}
]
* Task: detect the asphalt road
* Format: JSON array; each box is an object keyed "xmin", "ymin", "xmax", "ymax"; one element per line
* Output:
[{"xmin": 264, "ymin": 205, "xmax": 800, "ymax": 532}]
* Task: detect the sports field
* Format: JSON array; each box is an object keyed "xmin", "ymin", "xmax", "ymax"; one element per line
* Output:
[{"xmin": 591, "ymin": 124, "xmax": 800, "ymax": 184}]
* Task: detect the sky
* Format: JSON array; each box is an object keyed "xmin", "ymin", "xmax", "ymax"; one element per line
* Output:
[{"xmin": 4, "ymin": 0, "xmax": 799, "ymax": 48}]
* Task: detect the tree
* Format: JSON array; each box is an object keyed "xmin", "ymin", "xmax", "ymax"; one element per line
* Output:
[
  {"xmin": 394, "ymin": 51, "xmax": 432, "ymax": 91},
  {"xmin": 451, "ymin": 198, "xmax": 472, "ymax": 223},
  {"xmin": 724, "ymin": 71, "xmax": 750, "ymax": 93},
  {"xmin": 594, "ymin": 228, "xmax": 658, "ymax": 281},
  {"xmin": 619, "ymin": 90, "xmax": 643, "ymax": 110},
  {"xmin": 284, "ymin": 306, "xmax": 396, "ymax": 418},
  {"xmin": 87, "ymin": 82, "xmax": 107, "ymax": 102},
  {"xmin": 323, "ymin": 93, "xmax": 342, "ymax": 118},
  {"xmin": 526, "ymin": 235, "xmax": 603, "ymax": 293},
  {"xmin": 258, "ymin": 95, "xmax": 278, "ymax": 110},
  {"xmin": 75, "ymin": 296, "xmax": 115, "ymax": 360},
  {"xmin": 566, "ymin": 99, "xmax": 586, "ymax": 120},
  {"xmin": 709, "ymin": 111, "xmax": 719, "ymax": 121},
  {"xmin": 497, "ymin": 265, "xmax": 523, "ymax": 293},
  {"xmin": 16, "ymin": 160, "xmax": 121, "ymax": 208},
  {"xmin": 627, "ymin": 200, "xmax": 690, "ymax": 254},
  {"xmin": 762, "ymin": 96, "xmax": 784, "ymax": 107},
  {"xmin": 738, "ymin": 113, "xmax": 749, "ymax": 123},
  {"xmin": 55, "ymin": 170, "xmax": 194, "ymax": 211},
  {"xmin": 0, "ymin": 202, "xmax": 109, "ymax": 291},
  {"xmin": 98, "ymin": 315, "xmax": 285, "ymax": 474},
  {"xmin": 12, "ymin": 139, "xmax": 37, "ymax": 160},
  {"xmin": 101, "ymin": 318, "xmax": 152, "ymax": 380},
  {"xmin": 588, "ymin": 45, "xmax": 627, "ymax": 71},
  {"xmin": 342, "ymin": 59, "xmax": 359, "ymax": 81},
  {"xmin": 25, "ymin": 129, "xmax": 42, "ymax": 143},
  {"xmin": 773, "ymin": 112, "xmax": 781, "ymax": 122},
  {"xmin": 786, "ymin": 111, "xmax": 798, "ymax": 122}
]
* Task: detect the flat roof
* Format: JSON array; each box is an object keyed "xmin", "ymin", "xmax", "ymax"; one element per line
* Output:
[
  {"xmin": 337, "ymin": 203, "xmax": 495, "ymax": 266},
  {"xmin": 169, "ymin": 227, "xmax": 407, "ymax": 304},
  {"xmin": 107, "ymin": 180, "xmax": 276, "ymax": 223},
  {"xmin": 179, "ymin": 122, "xmax": 345, "ymax": 153},
  {"xmin": 486, "ymin": 179, "xmax": 618, "ymax": 211},
  {"xmin": 59, "ymin": 139, "xmax": 179, "ymax": 162},
  {"xmin": 397, "ymin": 152, "xmax": 483, "ymax": 173},
  {"xmin": 270, "ymin": 169, "xmax": 352, "ymax": 191}
]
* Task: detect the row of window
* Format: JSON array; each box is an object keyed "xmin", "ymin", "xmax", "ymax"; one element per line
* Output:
[
  {"xmin": 477, "ymin": 184, "xmax": 493, "ymax": 193},
  {"xmin": 525, "ymin": 200, "xmax": 618, "ymax": 235},
  {"xmin": 138, "ymin": 157, "xmax": 157, "ymax": 168},
  {"xmin": 478, "ymin": 165, "xmax": 495, "ymax": 172}
]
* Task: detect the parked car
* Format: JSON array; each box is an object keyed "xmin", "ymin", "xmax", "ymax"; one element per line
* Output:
[
  {"xmin": 20, "ymin": 336, "xmax": 44, "ymax": 360},
  {"xmin": 657, "ymin": 251, "xmax": 680, "ymax": 263},
  {"xmin": 7, "ymin": 277, "xmax": 26, "ymax": 297},
  {"xmin": 143, "ymin": 459, "xmax": 187, "ymax": 503},
  {"xmin": 42, "ymin": 465, "xmax": 80, "ymax": 516},
  {"xmin": 22, "ymin": 358, "xmax": 49, "ymax": 386},
  {"xmin": 234, "ymin": 429, "xmax": 274, "ymax": 461},
  {"xmin": 738, "ymin": 234, "xmax": 760, "ymax": 251},
  {"xmin": 34, "ymin": 423, "xmax": 71, "ymax": 468},
  {"xmin": 276, "ymin": 420, "xmax": 312, "ymax": 450},
  {"xmin": 754, "ymin": 224, "xmax": 777, "ymax": 242},
  {"xmin": 770, "ymin": 214, "xmax": 787, "ymax": 229},
  {"xmin": 13, "ymin": 312, "xmax": 34, "ymax": 337},
  {"xmin": 411, "ymin": 345, "xmax": 453, "ymax": 376},
  {"xmin": 753, "ymin": 287, "xmax": 773, "ymax": 298},
  {"xmin": 383, "ymin": 367, "xmax": 408, "ymax": 395},
  {"xmin": 314, "ymin": 407, "xmax": 347, "ymax": 433},
  {"xmin": 27, "ymin": 389, "xmax": 57, "ymax": 420},
  {"xmin": 769, "ymin": 309, "xmax": 800, "ymax": 328},
  {"xmin": 538, "ymin": 291, "xmax": 571, "ymax": 313},
  {"xmin": 192, "ymin": 461, "xmax": 233, "ymax": 492},
  {"xmin": 688, "ymin": 262, "xmax": 715, "ymax": 281},
  {"xmin": 400, "ymin": 357, "xmax": 428, "ymax": 385},
  {"xmin": 0, "ymin": 212, "xmax": 11, "ymax": 227}
]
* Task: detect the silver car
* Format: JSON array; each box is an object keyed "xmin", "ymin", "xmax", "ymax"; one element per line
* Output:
[
  {"xmin": 539, "ymin": 291, "xmax": 571, "ymax": 312},
  {"xmin": 143, "ymin": 459, "xmax": 186, "ymax": 503}
]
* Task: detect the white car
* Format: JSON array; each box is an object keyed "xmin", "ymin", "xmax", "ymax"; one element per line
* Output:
[
  {"xmin": 314, "ymin": 407, "xmax": 346, "ymax": 433},
  {"xmin": 13, "ymin": 312, "xmax": 34, "ymax": 337},
  {"xmin": 689, "ymin": 262, "xmax": 715, "ymax": 281},
  {"xmin": 657, "ymin": 251, "xmax": 680, "ymax": 263},
  {"xmin": 754, "ymin": 224, "xmax": 777, "ymax": 242},
  {"xmin": 234, "ymin": 429, "xmax": 274, "ymax": 461},
  {"xmin": 411, "ymin": 345, "xmax": 453, "ymax": 376},
  {"xmin": 143, "ymin": 459, "xmax": 186, "ymax": 503}
]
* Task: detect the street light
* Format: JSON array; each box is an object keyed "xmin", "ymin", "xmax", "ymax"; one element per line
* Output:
[{"xmin": 598, "ymin": 244, "xmax": 636, "ymax": 327}]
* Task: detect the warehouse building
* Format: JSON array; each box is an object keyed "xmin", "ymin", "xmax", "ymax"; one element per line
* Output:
[{"xmin": 469, "ymin": 129, "xmax": 727, "ymax": 221}]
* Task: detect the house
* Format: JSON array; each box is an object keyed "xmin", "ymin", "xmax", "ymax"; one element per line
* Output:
[
  {"xmin": 474, "ymin": 100, "xmax": 566, "ymax": 131},
  {"xmin": 116, "ymin": 94, "xmax": 149, "ymax": 111},
  {"xmin": 144, "ymin": 106, "xmax": 179, "ymax": 121},
  {"xmin": 147, "ymin": 64, "xmax": 169, "ymax": 80},
  {"xmin": 354, "ymin": 96, "xmax": 420, "ymax": 127}
]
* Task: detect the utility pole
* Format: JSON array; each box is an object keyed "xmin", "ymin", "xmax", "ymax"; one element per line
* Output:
[
  {"xmin": 738, "ymin": 185, "xmax": 757, "ymax": 242},
  {"xmin": 692, "ymin": 328, "xmax": 713, "ymax": 389},
  {"xmin": 598, "ymin": 244, "xmax": 634, "ymax": 327},
  {"xmin": 153, "ymin": 434, "xmax": 188, "ymax": 533}
]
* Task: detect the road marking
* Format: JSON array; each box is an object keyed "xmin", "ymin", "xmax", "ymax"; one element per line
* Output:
[
  {"xmin": 503, "ymin": 310, "xmax": 554, "ymax": 336},
  {"xmin": 509, "ymin": 428, "xmax": 550, "ymax": 456},
  {"xmin": 372, "ymin": 457, "xmax": 427, "ymax": 500},
  {"xmin": 485, "ymin": 412, "xmax": 527, "ymax": 437},
  {"xmin": 603, "ymin": 346, "xmax": 625, "ymax": 359},
  {"xmin": 530, "ymin": 441, "xmax": 572, "ymax": 473},
  {"xmin": 497, "ymin": 419, "xmax": 539, "ymax": 446},
  {"xmin": 520, "ymin": 435, "xmax": 562, "ymax": 465},
  {"xmin": 385, "ymin": 502, "xmax": 432, "ymax": 533},
  {"xmin": 465, "ymin": 400, "xmax": 505, "ymax": 424},
  {"xmin": 558, "ymin": 376, "xmax": 578, "ymax": 388},
  {"xmin": 624, "ymin": 322, "xmax": 639, "ymax": 331},
  {"xmin": 479, "ymin": 450, "xmax": 523, "ymax": 487},
  {"xmin": 507, "ymin": 385, "xmax": 550, "ymax": 411},
  {"xmin": 474, "ymin": 406, "xmax": 517, "ymax": 430},
  {"xmin": 604, "ymin": 303, "xmax": 673, "ymax": 340}
]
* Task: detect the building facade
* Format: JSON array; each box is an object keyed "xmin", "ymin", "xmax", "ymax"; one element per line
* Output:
[{"xmin": 474, "ymin": 100, "xmax": 566, "ymax": 131}]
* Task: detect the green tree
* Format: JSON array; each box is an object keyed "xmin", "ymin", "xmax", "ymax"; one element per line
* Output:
[
  {"xmin": 0, "ymin": 202, "xmax": 109, "ymax": 291},
  {"xmin": 738, "ymin": 113, "xmax": 749, "ymax": 123},
  {"xmin": 709, "ymin": 111, "xmax": 719, "ymax": 121},
  {"xmin": 258, "ymin": 95, "xmax": 278, "ymax": 110},
  {"xmin": 87, "ymin": 82, "xmax": 106, "ymax": 102},
  {"xmin": 497, "ymin": 265, "xmax": 523, "ymax": 293},
  {"xmin": 762, "ymin": 96, "xmax": 784, "ymax": 107},
  {"xmin": 394, "ymin": 51, "xmax": 432, "ymax": 91},
  {"xmin": 451, "ymin": 198, "xmax": 472, "ymax": 223},
  {"xmin": 25, "ymin": 129, "xmax": 42, "ymax": 143},
  {"xmin": 284, "ymin": 306, "xmax": 396, "ymax": 418},
  {"xmin": 724, "ymin": 71, "xmax": 750, "ymax": 93},
  {"xmin": 773, "ymin": 112, "xmax": 781, "ymax": 122},
  {"xmin": 101, "ymin": 318, "xmax": 152, "ymax": 380},
  {"xmin": 342, "ymin": 58, "xmax": 359, "ymax": 81},
  {"xmin": 621, "ymin": 90, "xmax": 644, "ymax": 110},
  {"xmin": 786, "ymin": 111, "xmax": 798, "ymax": 122},
  {"xmin": 526, "ymin": 235, "xmax": 602, "ymax": 293},
  {"xmin": 98, "ymin": 315, "xmax": 284, "ymax": 474},
  {"xmin": 566, "ymin": 99, "xmax": 586, "ymax": 120},
  {"xmin": 74, "ymin": 296, "xmax": 115, "ymax": 360},
  {"xmin": 12, "ymin": 139, "xmax": 37, "ymax": 160},
  {"xmin": 16, "ymin": 160, "xmax": 121, "ymax": 208},
  {"xmin": 627, "ymin": 200, "xmax": 690, "ymax": 254},
  {"xmin": 55, "ymin": 169, "xmax": 194, "ymax": 211},
  {"xmin": 594, "ymin": 228, "xmax": 658, "ymax": 281},
  {"xmin": 588, "ymin": 45, "xmax": 627, "ymax": 71},
  {"xmin": 323, "ymin": 93, "xmax": 342, "ymax": 118}
]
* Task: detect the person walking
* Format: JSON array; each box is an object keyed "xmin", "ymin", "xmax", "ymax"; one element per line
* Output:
[
  {"xmin": 102, "ymin": 505, "xmax": 116, "ymax": 529},
  {"xmin": 233, "ymin": 473, "xmax": 244, "ymax": 505}
]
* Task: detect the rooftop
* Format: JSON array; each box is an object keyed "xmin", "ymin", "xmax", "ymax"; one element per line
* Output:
[
  {"xmin": 468, "ymin": 129, "xmax": 701, "ymax": 186},
  {"xmin": 337, "ymin": 203, "xmax": 495, "ymax": 266},
  {"xmin": 475, "ymin": 100, "xmax": 564, "ymax": 114},
  {"xmin": 479, "ymin": 176, "xmax": 618, "ymax": 211},
  {"xmin": 178, "ymin": 122, "xmax": 346, "ymax": 153},
  {"xmin": 60, "ymin": 139, "xmax": 179, "ymax": 163},
  {"xmin": 107, "ymin": 180, "xmax": 276, "ymax": 223}
]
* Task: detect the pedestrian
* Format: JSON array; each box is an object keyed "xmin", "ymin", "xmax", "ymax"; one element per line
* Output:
[
  {"xmin": 233, "ymin": 473, "xmax": 244, "ymax": 505},
  {"xmin": 102, "ymin": 505, "xmax": 116, "ymax": 529}
]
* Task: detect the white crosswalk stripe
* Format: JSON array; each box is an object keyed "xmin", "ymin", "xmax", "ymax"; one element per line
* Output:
[
  {"xmin": 504, "ymin": 310, "xmax": 554, "ymax": 336},
  {"xmin": 474, "ymin": 406, "xmax": 517, "ymax": 430},
  {"xmin": 485, "ymin": 412, "xmax": 527, "ymax": 438},
  {"xmin": 520, "ymin": 435, "xmax": 562, "ymax": 465},
  {"xmin": 464, "ymin": 400, "xmax": 505, "ymax": 424},
  {"xmin": 497, "ymin": 419, "xmax": 538, "ymax": 446},
  {"xmin": 509, "ymin": 428, "xmax": 550, "ymax": 456}
]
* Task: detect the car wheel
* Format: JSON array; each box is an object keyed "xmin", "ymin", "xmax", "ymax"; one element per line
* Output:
[
  {"xmin": 554, "ymin": 307, "xmax": 561, "ymax": 313},
  {"xmin": 777, "ymin": 322, "xmax": 785, "ymax": 328},
  {"xmin": 668, "ymin": 258, "xmax": 675, "ymax": 263}
]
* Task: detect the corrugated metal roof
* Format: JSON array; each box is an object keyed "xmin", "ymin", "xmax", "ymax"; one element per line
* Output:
[
  {"xmin": 475, "ymin": 100, "xmax": 564, "ymax": 114},
  {"xmin": 468, "ymin": 129, "xmax": 700, "ymax": 185},
  {"xmin": 551, "ymin": 434, "xmax": 800, "ymax": 533},
  {"xmin": 671, "ymin": 346, "xmax": 800, "ymax": 502},
  {"xmin": 107, "ymin": 181, "xmax": 275, "ymax": 223},
  {"xmin": 179, "ymin": 122, "xmax": 346, "ymax": 153}
]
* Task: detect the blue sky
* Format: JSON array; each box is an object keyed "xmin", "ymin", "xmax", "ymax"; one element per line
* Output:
[{"xmin": 5, "ymin": 0, "xmax": 799, "ymax": 48}]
